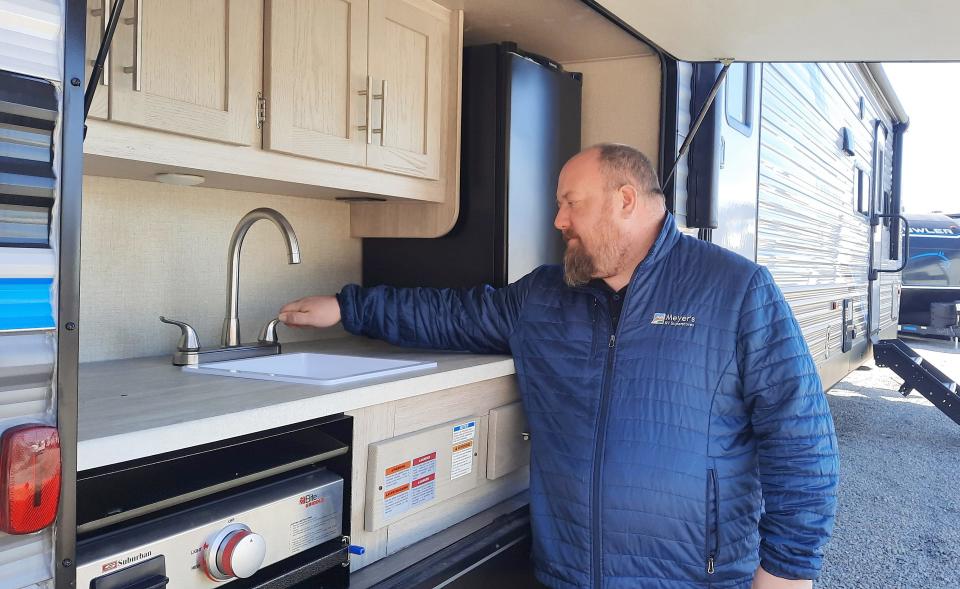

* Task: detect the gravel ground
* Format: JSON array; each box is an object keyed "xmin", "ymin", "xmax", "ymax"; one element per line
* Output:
[{"xmin": 819, "ymin": 338, "xmax": 960, "ymax": 589}]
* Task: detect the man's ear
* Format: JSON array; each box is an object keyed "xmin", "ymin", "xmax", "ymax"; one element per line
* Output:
[{"xmin": 619, "ymin": 184, "xmax": 639, "ymax": 216}]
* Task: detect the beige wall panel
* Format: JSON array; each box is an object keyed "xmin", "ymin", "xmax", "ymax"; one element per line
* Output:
[
  {"xmin": 393, "ymin": 376, "xmax": 519, "ymax": 436},
  {"xmin": 79, "ymin": 176, "xmax": 361, "ymax": 362},
  {"xmin": 346, "ymin": 403, "xmax": 397, "ymax": 570},
  {"xmin": 562, "ymin": 55, "xmax": 661, "ymax": 162}
]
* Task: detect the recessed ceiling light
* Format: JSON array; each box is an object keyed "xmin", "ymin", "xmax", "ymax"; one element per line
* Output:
[{"xmin": 154, "ymin": 172, "xmax": 205, "ymax": 186}]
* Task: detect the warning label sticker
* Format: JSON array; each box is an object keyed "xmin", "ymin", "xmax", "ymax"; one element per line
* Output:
[
  {"xmin": 451, "ymin": 439, "xmax": 474, "ymax": 480},
  {"xmin": 383, "ymin": 483, "xmax": 411, "ymax": 519},
  {"xmin": 410, "ymin": 473, "xmax": 437, "ymax": 506},
  {"xmin": 384, "ymin": 460, "xmax": 412, "ymax": 490},
  {"xmin": 411, "ymin": 451, "xmax": 437, "ymax": 479},
  {"xmin": 290, "ymin": 512, "xmax": 340, "ymax": 554},
  {"xmin": 452, "ymin": 421, "xmax": 477, "ymax": 444}
]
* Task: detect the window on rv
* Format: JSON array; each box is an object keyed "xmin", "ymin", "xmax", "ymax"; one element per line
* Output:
[
  {"xmin": 875, "ymin": 149, "xmax": 886, "ymax": 215},
  {"xmin": 855, "ymin": 168, "xmax": 868, "ymax": 215},
  {"xmin": 725, "ymin": 63, "xmax": 754, "ymax": 135}
]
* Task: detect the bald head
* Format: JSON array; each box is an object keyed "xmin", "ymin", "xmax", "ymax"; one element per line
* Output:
[
  {"xmin": 554, "ymin": 144, "xmax": 667, "ymax": 288},
  {"xmin": 590, "ymin": 143, "xmax": 664, "ymax": 199}
]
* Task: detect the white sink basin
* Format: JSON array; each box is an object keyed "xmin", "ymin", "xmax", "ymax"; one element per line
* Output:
[{"xmin": 182, "ymin": 352, "xmax": 437, "ymax": 386}]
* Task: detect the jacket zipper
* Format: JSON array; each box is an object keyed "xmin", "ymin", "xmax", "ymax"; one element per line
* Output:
[
  {"xmin": 706, "ymin": 468, "xmax": 720, "ymax": 575},
  {"xmin": 590, "ymin": 299, "xmax": 600, "ymax": 356},
  {"xmin": 591, "ymin": 313, "xmax": 618, "ymax": 589}
]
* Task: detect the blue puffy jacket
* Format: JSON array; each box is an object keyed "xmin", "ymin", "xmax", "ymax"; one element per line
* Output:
[{"xmin": 339, "ymin": 213, "xmax": 839, "ymax": 588}]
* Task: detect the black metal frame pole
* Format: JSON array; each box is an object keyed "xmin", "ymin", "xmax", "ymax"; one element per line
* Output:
[{"xmin": 56, "ymin": 0, "xmax": 87, "ymax": 587}]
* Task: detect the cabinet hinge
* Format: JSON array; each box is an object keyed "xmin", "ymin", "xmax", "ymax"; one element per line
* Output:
[{"xmin": 257, "ymin": 92, "xmax": 266, "ymax": 129}]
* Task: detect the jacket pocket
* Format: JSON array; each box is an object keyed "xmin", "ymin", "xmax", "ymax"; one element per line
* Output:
[{"xmin": 705, "ymin": 468, "xmax": 720, "ymax": 575}]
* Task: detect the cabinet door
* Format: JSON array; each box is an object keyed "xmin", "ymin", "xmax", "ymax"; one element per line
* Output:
[
  {"xmin": 85, "ymin": 0, "xmax": 110, "ymax": 119},
  {"xmin": 263, "ymin": 0, "xmax": 368, "ymax": 166},
  {"xmin": 109, "ymin": 0, "xmax": 260, "ymax": 145},
  {"xmin": 367, "ymin": 0, "xmax": 446, "ymax": 180}
]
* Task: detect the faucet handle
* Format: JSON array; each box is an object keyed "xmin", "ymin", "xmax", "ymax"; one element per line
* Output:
[
  {"xmin": 160, "ymin": 316, "xmax": 200, "ymax": 351},
  {"xmin": 258, "ymin": 318, "xmax": 280, "ymax": 344}
]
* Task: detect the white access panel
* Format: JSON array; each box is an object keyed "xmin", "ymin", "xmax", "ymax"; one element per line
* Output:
[
  {"xmin": 365, "ymin": 416, "xmax": 487, "ymax": 531},
  {"xmin": 486, "ymin": 402, "xmax": 530, "ymax": 480}
]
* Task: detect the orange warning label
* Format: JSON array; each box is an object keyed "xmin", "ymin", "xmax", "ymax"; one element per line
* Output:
[
  {"xmin": 385, "ymin": 461, "xmax": 411, "ymax": 476},
  {"xmin": 384, "ymin": 484, "xmax": 410, "ymax": 500},
  {"xmin": 452, "ymin": 440, "xmax": 473, "ymax": 453}
]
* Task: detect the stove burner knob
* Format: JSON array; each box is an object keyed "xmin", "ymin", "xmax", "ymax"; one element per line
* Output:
[{"xmin": 203, "ymin": 524, "xmax": 267, "ymax": 581}]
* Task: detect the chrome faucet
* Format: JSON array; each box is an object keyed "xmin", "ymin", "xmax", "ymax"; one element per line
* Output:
[
  {"xmin": 222, "ymin": 208, "xmax": 301, "ymax": 346},
  {"xmin": 160, "ymin": 208, "xmax": 301, "ymax": 366}
]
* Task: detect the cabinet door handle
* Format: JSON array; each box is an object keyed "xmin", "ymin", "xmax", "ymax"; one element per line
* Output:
[
  {"xmin": 122, "ymin": 0, "xmax": 142, "ymax": 91},
  {"xmin": 90, "ymin": 1, "xmax": 110, "ymax": 85},
  {"xmin": 358, "ymin": 75, "xmax": 373, "ymax": 144},
  {"xmin": 376, "ymin": 79, "xmax": 386, "ymax": 146}
]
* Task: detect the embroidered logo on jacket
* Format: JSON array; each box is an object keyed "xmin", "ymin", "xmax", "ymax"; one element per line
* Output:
[{"xmin": 651, "ymin": 312, "xmax": 696, "ymax": 327}]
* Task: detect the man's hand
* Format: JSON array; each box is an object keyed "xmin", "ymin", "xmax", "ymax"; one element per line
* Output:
[
  {"xmin": 751, "ymin": 566, "xmax": 812, "ymax": 589},
  {"xmin": 278, "ymin": 295, "xmax": 342, "ymax": 328}
]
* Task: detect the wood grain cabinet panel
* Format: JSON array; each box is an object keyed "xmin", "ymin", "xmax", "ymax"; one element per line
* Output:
[
  {"xmin": 264, "ymin": 0, "xmax": 368, "ymax": 165},
  {"xmin": 84, "ymin": 0, "xmax": 110, "ymax": 120},
  {"xmin": 109, "ymin": 0, "xmax": 260, "ymax": 145},
  {"xmin": 366, "ymin": 0, "xmax": 445, "ymax": 180}
]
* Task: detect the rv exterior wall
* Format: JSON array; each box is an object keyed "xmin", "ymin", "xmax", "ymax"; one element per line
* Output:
[
  {"xmin": 0, "ymin": 2, "xmax": 63, "ymax": 586},
  {"xmin": 0, "ymin": 0, "xmax": 62, "ymax": 81},
  {"xmin": 756, "ymin": 63, "xmax": 900, "ymax": 387},
  {"xmin": 79, "ymin": 176, "xmax": 361, "ymax": 362}
]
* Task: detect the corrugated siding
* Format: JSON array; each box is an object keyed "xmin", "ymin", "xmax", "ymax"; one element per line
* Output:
[
  {"xmin": 0, "ymin": 11, "xmax": 61, "ymax": 582},
  {"xmin": 0, "ymin": 0, "xmax": 62, "ymax": 82},
  {"xmin": 0, "ymin": 530, "xmax": 53, "ymax": 589},
  {"xmin": 757, "ymin": 63, "xmax": 898, "ymax": 366},
  {"xmin": 0, "ymin": 332, "xmax": 55, "ymax": 589}
]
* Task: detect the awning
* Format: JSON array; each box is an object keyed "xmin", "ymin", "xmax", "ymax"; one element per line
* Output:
[{"xmin": 594, "ymin": 0, "xmax": 960, "ymax": 63}]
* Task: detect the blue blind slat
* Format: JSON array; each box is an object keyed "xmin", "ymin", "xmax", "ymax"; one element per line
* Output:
[{"xmin": 0, "ymin": 277, "xmax": 53, "ymax": 329}]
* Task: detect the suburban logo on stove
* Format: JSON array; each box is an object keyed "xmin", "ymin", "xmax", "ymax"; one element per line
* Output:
[
  {"xmin": 101, "ymin": 550, "xmax": 153, "ymax": 572},
  {"xmin": 299, "ymin": 493, "xmax": 325, "ymax": 508},
  {"xmin": 651, "ymin": 312, "xmax": 696, "ymax": 327}
]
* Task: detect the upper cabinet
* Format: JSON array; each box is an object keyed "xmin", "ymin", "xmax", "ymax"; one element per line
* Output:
[
  {"xmin": 365, "ymin": 0, "xmax": 445, "ymax": 180},
  {"xmin": 264, "ymin": 0, "xmax": 445, "ymax": 180},
  {"xmin": 83, "ymin": 0, "xmax": 462, "ymax": 234},
  {"xmin": 109, "ymin": 0, "xmax": 261, "ymax": 145},
  {"xmin": 264, "ymin": 0, "xmax": 368, "ymax": 167}
]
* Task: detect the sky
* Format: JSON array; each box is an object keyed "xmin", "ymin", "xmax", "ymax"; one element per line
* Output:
[{"xmin": 882, "ymin": 63, "xmax": 960, "ymax": 215}]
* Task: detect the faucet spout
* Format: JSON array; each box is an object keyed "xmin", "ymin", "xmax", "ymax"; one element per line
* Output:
[{"xmin": 222, "ymin": 208, "xmax": 301, "ymax": 347}]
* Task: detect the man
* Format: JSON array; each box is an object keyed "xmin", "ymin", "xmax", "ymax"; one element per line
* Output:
[{"xmin": 279, "ymin": 144, "xmax": 839, "ymax": 589}]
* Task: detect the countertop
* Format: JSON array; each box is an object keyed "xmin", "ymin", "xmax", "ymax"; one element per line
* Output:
[{"xmin": 77, "ymin": 336, "xmax": 515, "ymax": 471}]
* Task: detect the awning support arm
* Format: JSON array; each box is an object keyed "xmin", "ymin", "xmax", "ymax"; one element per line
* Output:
[
  {"xmin": 663, "ymin": 59, "xmax": 733, "ymax": 188},
  {"xmin": 84, "ymin": 0, "xmax": 127, "ymax": 123}
]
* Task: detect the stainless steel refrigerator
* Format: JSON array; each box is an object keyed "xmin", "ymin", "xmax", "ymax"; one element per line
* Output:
[{"xmin": 363, "ymin": 43, "xmax": 583, "ymax": 288}]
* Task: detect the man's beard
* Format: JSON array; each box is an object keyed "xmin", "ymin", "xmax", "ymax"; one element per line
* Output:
[{"xmin": 562, "ymin": 216, "xmax": 626, "ymax": 287}]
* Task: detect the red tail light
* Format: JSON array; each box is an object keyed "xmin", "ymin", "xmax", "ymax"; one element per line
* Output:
[{"xmin": 0, "ymin": 425, "xmax": 61, "ymax": 534}]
